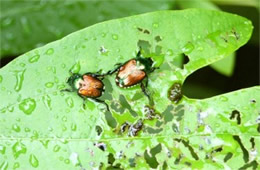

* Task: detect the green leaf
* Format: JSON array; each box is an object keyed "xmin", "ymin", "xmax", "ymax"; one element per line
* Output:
[
  {"xmin": 0, "ymin": 0, "xmax": 174, "ymax": 58},
  {"xmin": 0, "ymin": 9, "xmax": 257, "ymax": 169}
]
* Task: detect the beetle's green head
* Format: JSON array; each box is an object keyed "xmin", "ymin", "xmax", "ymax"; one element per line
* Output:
[
  {"xmin": 136, "ymin": 50, "xmax": 154, "ymax": 73},
  {"xmin": 67, "ymin": 73, "xmax": 82, "ymax": 90}
]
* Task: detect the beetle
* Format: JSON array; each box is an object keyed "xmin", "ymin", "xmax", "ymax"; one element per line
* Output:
[
  {"xmin": 106, "ymin": 48, "xmax": 158, "ymax": 105},
  {"xmin": 61, "ymin": 71, "xmax": 109, "ymax": 111}
]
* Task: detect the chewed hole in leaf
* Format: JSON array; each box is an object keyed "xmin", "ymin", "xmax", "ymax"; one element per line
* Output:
[
  {"xmin": 144, "ymin": 144, "xmax": 162, "ymax": 169},
  {"xmin": 104, "ymin": 110, "xmax": 117, "ymax": 128},
  {"xmin": 224, "ymin": 152, "xmax": 233, "ymax": 162},
  {"xmin": 174, "ymin": 138, "xmax": 199, "ymax": 160},
  {"xmin": 233, "ymin": 135, "xmax": 249, "ymax": 163},
  {"xmin": 230, "ymin": 110, "xmax": 241, "ymax": 124},
  {"xmin": 95, "ymin": 125, "xmax": 102, "ymax": 136}
]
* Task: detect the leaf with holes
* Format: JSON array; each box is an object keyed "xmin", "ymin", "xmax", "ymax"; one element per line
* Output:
[{"xmin": 0, "ymin": 9, "xmax": 259, "ymax": 169}]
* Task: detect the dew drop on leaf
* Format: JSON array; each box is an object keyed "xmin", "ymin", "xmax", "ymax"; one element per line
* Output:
[
  {"xmin": 219, "ymin": 96, "xmax": 228, "ymax": 102},
  {"xmin": 24, "ymin": 127, "xmax": 31, "ymax": 132},
  {"xmin": 19, "ymin": 63, "xmax": 26, "ymax": 67},
  {"xmin": 13, "ymin": 162, "xmax": 20, "ymax": 169},
  {"xmin": 2, "ymin": 17, "xmax": 13, "ymax": 27},
  {"xmin": 12, "ymin": 124, "xmax": 21, "ymax": 132},
  {"xmin": 12, "ymin": 142, "xmax": 27, "ymax": 159},
  {"xmin": 42, "ymin": 95, "xmax": 52, "ymax": 110},
  {"xmin": 70, "ymin": 62, "xmax": 81, "ymax": 73},
  {"xmin": 65, "ymin": 97, "xmax": 74, "ymax": 108},
  {"xmin": 182, "ymin": 42, "xmax": 194, "ymax": 54},
  {"xmin": 0, "ymin": 145, "xmax": 6, "ymax": 154},
  {"xmin": 18, "ymin": 98, "xmax": 36, "ymax": 115},
  {"xmin": 53, "ymin": 145, "xmax": 61, "ymax": 152},
  {"xmin": 45, "ymin": 48, "xmax": 54, "ymax": 55},
  {"xmin": 112, "ymin": 34, "xmax": 118, "ymax": 40},
  {"xmin": 62, "ymin": 116, "xmax": 67, "ymax": 122},
  {"xmin": 0, "ymin": 161, "xmax": 8, "ymax": 170},
  {"xmin": 0, "ymin": 75, "xmax": 3, "ymax": 83},
  {"xmin": 14, "ymin": 70, "xmax": 25, "ymax": 92},
  {"xmin": 29, "ymin": 54, "xmax": 40, "ymax": 63},
  {"xmin": 45, "ymin": 82, "xmax": 54, "ymax": 88},
  {"xmin": 152, "ymin": 22, "xmax": 159, "ymax": 28},
  {"xmin": 29, "ymin": 154, "xmax": 39, "ymax": 168},
  {"xmin": 64, "ymin": 159, "xmax": 70, "ymax": 164},
  {"xmin": 71, "ymin": 123, "xmax": 77, "ymax": 131}
]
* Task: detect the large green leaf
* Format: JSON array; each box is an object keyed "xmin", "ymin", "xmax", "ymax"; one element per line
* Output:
[
  {"xmin": 0, "ymin": 9, "xmax": 258, "ymax": 169},
  {"xmin": 0, "ymin": 0, "xmax": 174, "ymax": 58}
]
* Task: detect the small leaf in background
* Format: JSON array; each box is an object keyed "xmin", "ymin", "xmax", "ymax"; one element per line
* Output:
[
  {"xmin": 210, "ymin": 52, "xmax": 236, "ymax": 77},
  {"xmin": 0, "ymin": 9, "xmax": 258, "ymax": 169},
  {"xmin": 0, "ymin": 0, "xmax": 174, "ymax": 59}
]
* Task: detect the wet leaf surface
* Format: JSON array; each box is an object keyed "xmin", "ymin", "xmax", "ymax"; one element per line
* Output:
[{"xmin": 0, "ymin": 9, "xmax": 259, "ymax": 169}]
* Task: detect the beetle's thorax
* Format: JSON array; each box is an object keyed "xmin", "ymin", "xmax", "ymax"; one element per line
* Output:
[
  {"xmin": 77, "ymin": 75, "xmax": 104, "ymax": 98},
  {"xmin": 116, "ymin": 59, "xmax": 146, "ymax": 87}
]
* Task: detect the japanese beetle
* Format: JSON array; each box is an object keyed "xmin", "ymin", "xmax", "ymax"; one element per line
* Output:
[
  {"xmin": 61, "ymin": 71, "xmax": 109, "ymax": 111},
  {"xmin": 107, "ymin": 49, "xmax": 158, "ymax": 104}
]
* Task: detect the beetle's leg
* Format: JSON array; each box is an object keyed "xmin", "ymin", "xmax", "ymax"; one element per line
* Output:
[
  {"xmin": 60, "ymin": 88, "xmax": 74, "ymax": 93},
  {"xmin": 100, "ymin": 63, "xmax": 122, "ymax": 77},
  {"xmin": 92, "ymin": 98, "xmax": 110, "ymax": 111},
  {"xmin": 140, "ymin": 78, "xmax": 154, "ymax": 106}
]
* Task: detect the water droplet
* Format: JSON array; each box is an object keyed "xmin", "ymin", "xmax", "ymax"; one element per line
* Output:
[
  {"xmin": 0, "ymin": 145, "xmax": 6, "ymax": 154},
  {"xmin": 45, "ymin": 82, "xmax": 54, "ymax": 88},
  {"xmin": 42, "ymin": 95, "xmax": 52, "ymax": 110},
  {"xmin": 45, "ymin": 48, "xmax": 54, "ymax": 55},
  {"xmin": 153, "ymin": 23, "xmax": 159, "ymax": 28},
  {"xmin": 0, "ymin": 161, "xmax": 8, "ymax": 170},
  {"xmin": 65, "ymin": 97, "xmax": 74, "ymax": 108},
  {"xmin": 29, "ymin": 54, "xmax": 40, "ymax": 63},
  {"xmin": 62, "ymin": 116, "xmax": 67, "ymax": 122},
  {"xmin": 101, "ymin": 33, "xmax": 106, "ymax": 37},
  {"xmin": 58, "ymin": 84, "xmax": 66, "ymax": 90},
  {"xmin": 19, "ymin": 63, "xmax": 26, "ymax": 67},
  {"xmin": 61, "ymin": 63, "xmax": 66, "ymax": 68},
  {"xmin": 12, "ymin": 124, "xmax": 21, "ymax": 132},
  {"xmin": 13, "ymin": 162, "xmax": 20, "ymax": 169},
  {"xmin": 53, "ymin": 145, "xmax": 61, "ymax": 152},
  {"xmin": 14, "ymin": 70, "xmax": 25, "ymax": 92},
  {"xmin": 71, "ymin": 123, "xmax": 77, "ymax": 131},
  {"xmin": 182, "ymin": 42, "xmax": 194, "ymax": 54},
  {"xmin": 20, "ymin": 17, "xmax": 31, "ymax": 34},
  {"xmin": 29, "ymin": 154, "xmax": 39, "ymax": 168},
  {"xmin": 219, "ymin": 96, "xmax": 228, "ymax": 102},
  {"xmin": 70, "ymin": 62, "xmax": 81, "ymax": 73},
  {"xmin": 40, "ymin": 140, "xmax": 49, "ymax": 149},
  {"xmin": 166, "ymin": 49, "xmax": 173, "ymax": 56},
  {"xmin": 24, "ymin": 127, "xmax": 31, "ymax": 132},
  {"xmin": 12, "ymin": 142, "xmax": 27, "ymax": 159},
  {"xmin": 0, "ymin": 75, "xmax": 3, "ymax": 83},
  {"xmin": 62, "ymin": 125, "xmax": 67, "ymax": 131},
  {"xmin": 19, "ymin": 98, "xmax": 36, "ymax": 115},
  {"xmin": 64, "ymin": 159, "xmax": 70, "ymax": 164},
  {"xmin": 69, "ymin": 152, "xmax": 81, "ymax": 166},
  {"xmin": 112, "ymin": 34, "xmax": 118, "ymax": 40},
  {"xmin": 2, "ymin": 17, "xmax": 13, "ymax": 27},
  {"xmin": 7, "ymin": 106, "xmax": 14, "ymax": 112},
  {"xmin": 31, "ymin": 130, "xmax": 39, "ymax": 140}
]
